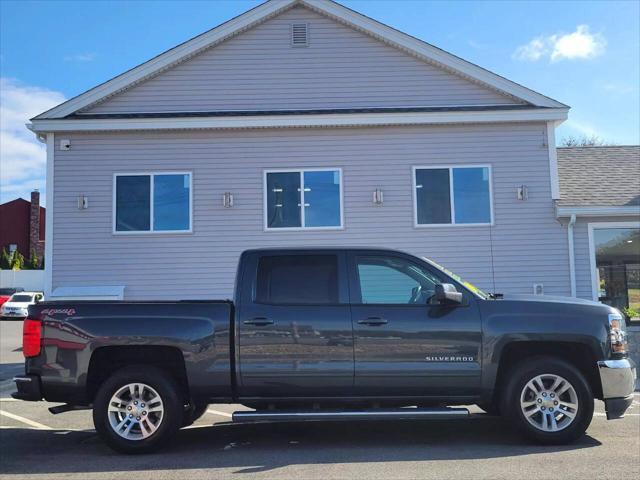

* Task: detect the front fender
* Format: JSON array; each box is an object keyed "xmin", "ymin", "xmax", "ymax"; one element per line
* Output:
[{"xmin": 479, "ymin": 299, "xmax": 610, "ymax": 396}]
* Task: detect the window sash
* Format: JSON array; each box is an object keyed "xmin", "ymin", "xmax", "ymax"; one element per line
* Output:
[
  {"xmin": 414, "ymin": 165, "xmax": 492, "ymax": 226},
  {"xmin": 113, "ymin": 172, "xmax": 192, "ymax": 234},
  {"xmin": 264, "ymin": 168, "xmax": 343, "ymax": 230}
]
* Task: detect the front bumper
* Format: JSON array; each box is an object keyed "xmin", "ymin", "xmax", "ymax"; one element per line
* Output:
[
  {"xmin": 597, "ymin": 358, "xmax": 636, "ymax": 419},
  {"xmin": 1, "ymin": 313, "xmax": 27, "ymax": 320},
  {"xmin": 11, "ymin": 375, "xmax": 43, "ymax": 401}
]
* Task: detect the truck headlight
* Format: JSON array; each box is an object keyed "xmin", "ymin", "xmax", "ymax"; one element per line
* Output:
[{"xmin": 608, "ymin": 312, "xmax": 627, "ymax": 356}]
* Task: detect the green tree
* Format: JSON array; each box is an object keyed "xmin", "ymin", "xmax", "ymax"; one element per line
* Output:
[
  {"xmin": 0, "ymin": 248, "xmax": 11, "ymax": 270},
  {"xmin": 10, "ymin": 250, "xmax": 25, "ymax": 271},
  {"xmin": 28, "ymin": 248, "xmax": 40, "ymax": 270}
]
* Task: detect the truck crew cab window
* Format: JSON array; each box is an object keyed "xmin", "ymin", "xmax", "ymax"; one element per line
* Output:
[
  {"xmin": 256, "ymin": 255, "xmax": 339, "ymax": 304},
  {"xmin": 356, "ymin": 256, "xmax": 442, "ymax": 304}
]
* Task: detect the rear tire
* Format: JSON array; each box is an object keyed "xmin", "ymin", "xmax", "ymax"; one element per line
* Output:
[
  {"xmin": 93, "ymin": 366, "xmax": 183, "ymax": 454},
  {"xmin": 502, "ymin": 356, "xmax": 593, "ymax": 445}
]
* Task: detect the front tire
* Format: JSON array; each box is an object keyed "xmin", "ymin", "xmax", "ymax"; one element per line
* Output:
[
  {"xmin": 93, "ymin": 366, "xmax": 183, "ymax": 454},
  {"xmin": 502, "ymin": 356, "xmax": 594, "ymax": 445}
]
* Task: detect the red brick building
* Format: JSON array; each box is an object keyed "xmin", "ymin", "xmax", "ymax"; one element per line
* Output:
[{"xmin": 0, "ymin": 191, "xmax": 45, "ymax": 266}]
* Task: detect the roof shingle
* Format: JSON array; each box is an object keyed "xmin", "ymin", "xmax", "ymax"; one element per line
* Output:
[{"xmin": 557, "ymin": 146, "xmax": 640, "ymax": 207}]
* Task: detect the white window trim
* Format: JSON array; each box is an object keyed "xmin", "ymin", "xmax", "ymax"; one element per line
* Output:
[
  {"xmin": 112, "ymin": 171, "xmax": 193, "ymax": 235},
  {"xmin": 587, "ymin": 221, "xmax": 640, "ymax": 302},
  {"xmin": 263, "ymin": 168, "xmax": 344, "ymax": 232},
  {"xmin": 412, "ymin": 164, "xmax": 494, "ymax": 228}
]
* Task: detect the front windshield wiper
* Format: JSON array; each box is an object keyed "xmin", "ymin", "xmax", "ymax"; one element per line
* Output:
[{"xmin": 487, "ymin": 292, "xmax": 504, "ymax": 300}]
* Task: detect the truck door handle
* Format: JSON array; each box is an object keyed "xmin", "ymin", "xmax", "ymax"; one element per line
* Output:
[
  {"xmin": 357, "ymin": 317, "xmax": 388, "ymax": 326},
  {"xmin": 243, "ymin": 317, "xmax": 274, "ymax": 326}
]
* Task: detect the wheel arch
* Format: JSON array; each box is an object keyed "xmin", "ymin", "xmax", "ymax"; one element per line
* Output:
[
  {"xmin": 491, "ymin": 341, "xmax": 602, "ymax": 407},
  {"xmin": 87, "ymin": 345, "xmax": 189, "ymax": 403}
]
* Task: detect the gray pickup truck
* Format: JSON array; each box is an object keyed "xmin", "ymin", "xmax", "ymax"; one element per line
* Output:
[{"xmin": 13, "ymin": 248, "xmax": 636, "ymax": 453}]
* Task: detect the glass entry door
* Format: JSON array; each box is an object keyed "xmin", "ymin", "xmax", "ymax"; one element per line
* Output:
[{"xmin": 592, "ymin": 225, "xmax": 640, "ymax": 323}]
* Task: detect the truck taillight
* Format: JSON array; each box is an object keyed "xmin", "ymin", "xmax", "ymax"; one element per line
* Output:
[{"xmin": 23, "ymin": 319, "xmax": 42, "ymax": 358}]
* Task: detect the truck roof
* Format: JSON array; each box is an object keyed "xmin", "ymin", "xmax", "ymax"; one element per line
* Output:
[{"xmin": 242, "ymin": 247, "xmax": 409, "ymax": 254}]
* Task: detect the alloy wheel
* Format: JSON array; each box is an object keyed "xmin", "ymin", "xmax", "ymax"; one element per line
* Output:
[
  {"xmin": 107, "ymin": 382, "xmax": 164, "ymax": 440},
  {"xmin": 519, "ymin": 373, "xmax": 579, "ymax": 432}
]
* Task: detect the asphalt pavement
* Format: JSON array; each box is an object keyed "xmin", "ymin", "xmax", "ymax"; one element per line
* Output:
[{"xmin": 1, "ymin": 320, "xmax": 639, "ymax": 480}]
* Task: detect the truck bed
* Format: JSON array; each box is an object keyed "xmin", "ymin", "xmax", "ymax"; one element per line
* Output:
[{"xmin": 23, "ymin": 300, "xmax": 234, "ymax": 404}]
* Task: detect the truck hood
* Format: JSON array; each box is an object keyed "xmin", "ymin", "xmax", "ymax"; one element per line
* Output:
[{"xmin": 498, "ymin": 294, "xmax": 604, "ymax": 307}]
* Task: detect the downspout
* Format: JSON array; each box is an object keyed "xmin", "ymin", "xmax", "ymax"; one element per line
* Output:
[{"xmin": 567, "ymin": 214, "xmax": 577, "ymax": 297}]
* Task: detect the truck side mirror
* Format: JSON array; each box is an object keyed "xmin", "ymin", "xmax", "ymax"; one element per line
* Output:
[{"xmin": 435, "ymin": 284, "xmax": 463, "ymax": 305}]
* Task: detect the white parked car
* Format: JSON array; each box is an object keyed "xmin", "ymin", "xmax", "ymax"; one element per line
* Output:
[{"xmin": 0, "ymin": 292, "xmax": 44, "ymax": 320}]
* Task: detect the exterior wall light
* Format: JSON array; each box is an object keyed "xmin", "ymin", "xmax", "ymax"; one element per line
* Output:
[
  {"xmin": 77, "ymin": 194, "xmax": 88, "ymax": 210},
  {"xmin": 373, "ymin": 188, "xmax": 384, "ymax": 206},
  {"xmin": 517, "ymin": 185, "xmax": 528, "ymax": 201},
  {"xmin": 222, "ymin": 192, "xmax": 234, "ymax": 208}
]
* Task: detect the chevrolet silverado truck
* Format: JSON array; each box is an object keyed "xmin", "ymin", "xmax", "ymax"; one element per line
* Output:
[{"xmin": 13, "ymin": 248, "xmax": 636, "ymax": 453}]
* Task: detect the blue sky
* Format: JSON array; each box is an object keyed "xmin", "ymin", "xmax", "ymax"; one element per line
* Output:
[{"xmin": 1, "ymin": 0, "xmax": 639, "ymax": 204}]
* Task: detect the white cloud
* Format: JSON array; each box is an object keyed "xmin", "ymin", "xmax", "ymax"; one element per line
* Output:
[
  {"xmin": 63, "ymin": 53, "xmax": 96, "ymax": 62},
  {"xmin": 563, "ymin": 119, "xmax": 600, "ymax": 137},
  {"xmin": 602, "ymin": 82, "xmax": 634, "ymax": 95},
  {"xmin": 0, "ymin": 78, "xmax": 66, "ymax": 205},
  {"xmin": 513, "ymin": 25, "xmax": 606, "ymax": 62},
  {"xmin": 513, "ymin": 37, "xmax": 547, "ymax": 61},
  {"xmin": 468, "ymin": 40, "xmax": 488, "ymax": 50}
]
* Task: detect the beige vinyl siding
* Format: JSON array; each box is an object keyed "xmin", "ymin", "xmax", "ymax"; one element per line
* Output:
[
  {"xmin": 83, "ymin": 6, "xmax": 520, "ymax": 114},
  {"xmin": 52, "ymin": 122, "xmax": 568, "ymax": 300}
]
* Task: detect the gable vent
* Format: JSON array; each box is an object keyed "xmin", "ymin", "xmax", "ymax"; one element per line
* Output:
[{"xmin": 291, "ymin": 23, "xmax": 309, "ymax": 47}]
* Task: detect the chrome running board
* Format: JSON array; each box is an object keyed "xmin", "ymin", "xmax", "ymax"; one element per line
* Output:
[{"xmin": 232, "ymin": 407, "xmax": 469, "ymax": 423}]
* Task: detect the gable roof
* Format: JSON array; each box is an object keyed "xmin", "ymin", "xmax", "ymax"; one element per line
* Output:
[
  {"xmin": 0, "ymin": 198, "xmax": 30, "ymax": 208},
  {"xmin": 557, "ymin": 146, "xmax": 640, "ymax": 208},
  {"xmin": 33, "ymin": 0, "xmax": 567, "ymax": 121}
]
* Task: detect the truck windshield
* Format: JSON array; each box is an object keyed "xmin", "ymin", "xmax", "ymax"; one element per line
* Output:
[{"xmin": 422, "ymin": 258, "xmax": 490, "ymax": 300}]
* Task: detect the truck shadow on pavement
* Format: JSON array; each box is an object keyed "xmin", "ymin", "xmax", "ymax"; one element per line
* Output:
[
  {"xmin": 0, "ymin": 362, "xmax": 24, "ymax": 382},
  {"xmin": 0, "ymin": 416, "xmax": 602, "ymax": 475}
]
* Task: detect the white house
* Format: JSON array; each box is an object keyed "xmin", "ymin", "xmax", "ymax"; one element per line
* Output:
[{"xmin": 29, "ymin": 0, "xmax": 579, "ymax": 302}]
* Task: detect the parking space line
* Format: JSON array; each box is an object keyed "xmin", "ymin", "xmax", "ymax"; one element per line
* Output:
[
  {"xmin": 0, "ymin": 398, "xmax": 19, "ymax": 402},
  {"xmin": 206, "ymin": 408, "xmax": 233, "ymax": 418},
  {"xmin": 594, "ymin": 412, "xmax": 640, "ymax": 416},
  {"xmin": 0, "ymin": 409, "xmax": 52, "ymax": 430}
]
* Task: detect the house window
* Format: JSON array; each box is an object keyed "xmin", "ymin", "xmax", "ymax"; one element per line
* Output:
[
  {"xmin": 589, "ymin": 223, "xmax": 640, "ymax": 323},
  {"xmin": 413, "ymin": 166, "xmax": 492, "ymax": 226},
  {"xmin": 114, "ymin": 172, "xmax": 192, "ymax": 233},
  {"xmin": 264, "ymin": 169, "xmax": 343, "ymax": 230}
]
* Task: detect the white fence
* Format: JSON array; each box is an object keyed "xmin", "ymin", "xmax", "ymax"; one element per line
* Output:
[{"xmin": 0, "ymin": 270, "xmax": 45, "ymax": 292}]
